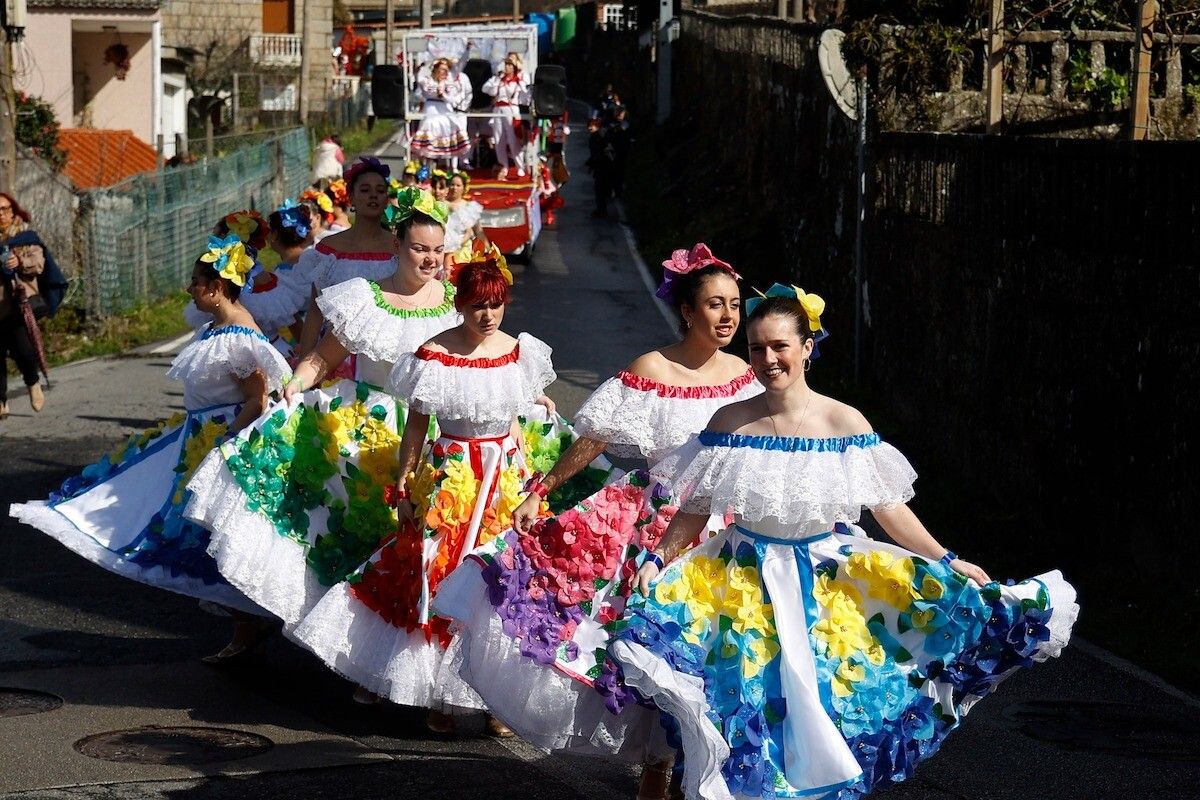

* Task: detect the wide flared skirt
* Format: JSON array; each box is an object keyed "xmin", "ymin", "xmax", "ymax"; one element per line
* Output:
[
  {"xmin": 607, "ymin": 525, "xmax": 1079, "ymax": 800},
  {"xmin": 291, "ymin": 415, "xmax": 617, "ymax": 710},
  {"xmin": 432, "ymin": 469, "xmax": 720, "ymax": 754},
  {"xmin": 412, "ymin": 111, "xmax": 471, "ymax": 158},
  {"xmin": 186, "ymin": 381, "xmax": 412, "ymax": 628},
  {"xmin": 12, "ymin": 404, "xmax": 262, "ymax": 613}
]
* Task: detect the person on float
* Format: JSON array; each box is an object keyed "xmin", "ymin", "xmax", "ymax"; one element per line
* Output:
[
  {"xmin": 185, "ymin": 188, "xmax": 460, "ymax": 634},
  {"xmin": 600, "ymin": 286, "xmax": 1077, "ymax": 800},
  {"xmin": 443, "ymin": 171, "xmax": 487, "ymax": 266},
  {"xmin": 431, "ymin": 244, "xmax": 761, "ymax": 792},
  {"xmin": 288, "ymin": 246, "xmax": 562, "ymax": 736},
  {"xmin": 295, "ymin": 157, "xmax": 398, "ymax": 359},
  {"xmin": 11, "ymin": 238, "xmax": 291, "ymax": 662},
  {"xmin": 411, "ymin": 58, "xmax": 472, "ymax": 172},
  {"xmin": 450, "ymin": 60, "xmax": 476, "ymax": 168},
  {"xmin": 483, "ymin": 53, "xmax": 530, "ymax": 180}
]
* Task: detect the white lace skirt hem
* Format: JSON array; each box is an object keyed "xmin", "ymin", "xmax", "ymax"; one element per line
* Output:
[
  {"xmin": 434, "ymin": 563, "xmax": 667, "ymax": 760},
  {"xmin": 187, "ymin": 453, "xmax": 329, "ymax": 627},
  {"xmin": 291, "ymin": 583, "xmax": 485, "ymax": 713},
  {"xmin": 11, "ymin": 501, "xmax": 264, "ymax": 615}
]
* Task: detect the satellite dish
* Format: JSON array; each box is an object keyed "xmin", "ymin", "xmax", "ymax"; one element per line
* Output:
[{"xmin": 818, "ymin": 29, "xmax": 858, "ymax": 120}]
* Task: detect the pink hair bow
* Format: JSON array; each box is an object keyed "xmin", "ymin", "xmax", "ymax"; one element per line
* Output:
[{"xmin": 656, "ymin": 243, "xmax": 740, "ymax": 301}]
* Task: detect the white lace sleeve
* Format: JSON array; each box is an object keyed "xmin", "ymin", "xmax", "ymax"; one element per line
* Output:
[
  {"xmin": 652, "ymin": 432, "xmax": 917, "ymax": 528},
  {"xmin": 167, "ymin": 328, "xmax": 292, "ymax": 392},
  {"xmin": 573, "ymin": 370, "xmax": 763, "ymax": 463},
  {"xmin": 388, "ymin": 332, "xmax": 556, "ymax": 422},
  {"xmin": 316, "ymin": 278, "xmax": 461, "ymax": 363},
  {"xmin": 240, "ymin": 279, "xmax": 307, "ymax": 333}
]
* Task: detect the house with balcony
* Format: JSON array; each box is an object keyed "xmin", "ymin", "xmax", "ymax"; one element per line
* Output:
[{"xmin": 158, "ymin": 0, "xmax": 333, "ymax": 134}]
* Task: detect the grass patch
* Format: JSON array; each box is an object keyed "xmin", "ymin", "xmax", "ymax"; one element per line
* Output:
[{"xmin": 37, "ymin": 292, "xmax": 192, "ymax": 368}]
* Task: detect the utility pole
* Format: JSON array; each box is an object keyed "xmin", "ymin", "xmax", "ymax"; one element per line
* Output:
[
  {"xmin": 0, "ymin": 0, "xmax": 25, "ymax": 191},
  {"xmin": 385, "ymin": 0, "xmax": 394, "ymax": 62},
  {"xmin": 1131, "ymin": 0, "xmax": 1157, "ymax": 140},
  {"xmin": 421, "ymin": 0, "xmax": 432, "ymax": 29},
  {"xmin": 985, "ymin": 0, "xmax": 1004, "ymax": 133},
  {"xmin": 512, "ymin": 0, "xmax": 520, "ymax": 23},
  {"xmin": 298, "ymin": 0, "xmax": 311, "ymax": 124}
]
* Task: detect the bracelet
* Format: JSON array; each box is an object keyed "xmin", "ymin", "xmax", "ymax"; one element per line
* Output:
[
  {"xmin": 642, "ymin": 550, "xmax": 664, "ymax": 570},
  {"xmin": 284, "ymin": 374, "xmax": 306, "ymax": 391},
  {"xmin": 939, "ymin": 550, "xmax": 958, "ymax": 566},
  {"xmin": 523, "ymin": 473, "xmax": 549, "ymax": 499}
]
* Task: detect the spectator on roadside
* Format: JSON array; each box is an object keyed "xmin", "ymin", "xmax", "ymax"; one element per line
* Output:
[
  {"xmin": 596, "ymin": 84, "xmax": 619, "ymax": 124},
  {"xmin": 312, "ymin": 135, "xmax": 345, "ymax": 183},
  {"xmin": 0, "ymin": 193, "xmax": 68, "ymax": 419},
  {"xmin": 585, "ymin": 117, "xmax": 616, "ymax": 219},
  {"xmin": 607, "ymin": 104, "xmax": 631, "ymax": 200}
]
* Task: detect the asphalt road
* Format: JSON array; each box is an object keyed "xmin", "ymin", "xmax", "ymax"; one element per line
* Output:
[{"xmin": 1, "ymin": 125, "xmax": 1198, "ymax": 799}]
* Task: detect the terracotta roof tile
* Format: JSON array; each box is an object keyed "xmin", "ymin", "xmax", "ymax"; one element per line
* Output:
[{"xmin": 57, "ymin": 129, "xmax": 159, "ymax": 189}]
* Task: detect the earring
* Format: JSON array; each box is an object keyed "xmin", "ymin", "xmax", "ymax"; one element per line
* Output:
[
  {"xmin": 685, "ymin": 319, "xmax": 692, "ymax": 329},
  {"xmin": 803, "ymin": 359, "xmax": 812, "ymax": 372}
]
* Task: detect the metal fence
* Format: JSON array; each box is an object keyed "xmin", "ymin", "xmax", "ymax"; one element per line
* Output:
[{"xmin": 74, "ymin": 128, "xmax": 310, "ymax": 316}]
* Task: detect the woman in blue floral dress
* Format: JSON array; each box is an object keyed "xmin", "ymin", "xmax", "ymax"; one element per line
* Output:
[
  {"xmin": 606, "ymin": 286, "xmax": 1078, "ymax": 800},
  {"xmin": 10, "ymin": 238, "xmax": 290, "ymax": 633}
]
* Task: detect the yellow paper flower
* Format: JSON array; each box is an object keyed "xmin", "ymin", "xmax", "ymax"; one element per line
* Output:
[
  {"xmin": 812, "ymin": 608, "xmax": 874, "ymax": 660},
  {"xmin": 742, "ymin": 635, "xmax": 781, "ymax": 679},
  {"xmin": 257, "ymin": 247, "xmax": 283, "ymax": 273},
  {"xmin": 174, "ymin": 419, "xmax": 228, "ymax": 504},
  {"xmin": 199, "ymin": 234, "xmax": 255, "ymax": 287},
  {"xmin": 846, "ymin": 551, "xmax": 919, "ymax": 611},
  {"xmin": 407, "ymin": 460, "xmax": 438, "ymax": 518},
  {"xmin": 495, "ymin": 465, "xmax": 524, "ymax": 525},
  {"xmin": 440, "ymin": 457, "xmax": 479, "ymax": 523}
]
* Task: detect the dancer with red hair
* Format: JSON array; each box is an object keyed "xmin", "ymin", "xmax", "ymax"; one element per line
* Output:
[{"xmin": 290, "ymin": 246, "xmax": 574, "ymax": 736}]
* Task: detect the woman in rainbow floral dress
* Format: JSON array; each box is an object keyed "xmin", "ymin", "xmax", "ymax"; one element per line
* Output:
[
  {"xmin": 289, "ymin": 249, "xmax": 563, "ymax": 734},
  {"xmin": 602, "ymin": 286, "xmax": 1078, "ymax": 800},
  {"xmin": 184, "ymin": 189, "xmax": 461, "ymax": 632},
  {"xmin": 10, "ymin": 237, "xmax": 290, "ymax": 629},
  {"xmin": 431, "ymin": 244, "xmax": 761, "ymax": 765},
  {"xmin": 295, "ymin": 157, "xmax": 400, "ymax": 359}
]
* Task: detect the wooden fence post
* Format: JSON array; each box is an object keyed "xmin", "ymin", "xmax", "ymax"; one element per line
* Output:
[
  {"xmin": 1131, "ymin": 0, "xmax": 1156, "ymax": 140},
  {"xmin": 986, "ymin": 0, "xmax": 1004, "ymax": 133}
]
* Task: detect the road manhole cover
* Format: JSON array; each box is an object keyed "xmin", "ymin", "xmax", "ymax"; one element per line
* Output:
[
  {"xmin": 74, "ymin": 726, "xmax": 273, "ymax": 765},
  {"xmin": 1004, "ymin": 700, "xmax": 1200, "ymax": 761},
  {"xmin": 0, "ymin": 688, "xmax": 64, "ymax": 718}
]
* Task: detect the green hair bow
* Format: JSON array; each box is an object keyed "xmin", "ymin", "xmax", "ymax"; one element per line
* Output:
[{"xmin": 382, "ymin": 187, "xmax": 449, "ymax": 231}]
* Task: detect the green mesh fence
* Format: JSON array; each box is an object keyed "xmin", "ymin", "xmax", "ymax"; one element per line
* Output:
[{"xmin": 75, "ymin": 128, "xmax": 311, "ymax": 316}]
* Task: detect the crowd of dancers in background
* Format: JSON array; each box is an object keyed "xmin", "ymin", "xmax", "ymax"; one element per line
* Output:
[{"xmin": 11, "ymin": 155, "xmax": 1078, "ymax": 800}]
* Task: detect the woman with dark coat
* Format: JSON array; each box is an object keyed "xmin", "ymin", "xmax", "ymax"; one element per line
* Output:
[{"xmin": 0, "ymin": 192, "xmax": 69, "ymax": 419}]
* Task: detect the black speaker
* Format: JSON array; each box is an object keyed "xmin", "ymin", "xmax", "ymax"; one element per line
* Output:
[
  {"xmin": 372, "ymin": 65, "xmax": 405, "ymax": 119},
  {"xmin": 462, "ymin": 58, "xmax": 495, "ymax": 111},
  {"xmin": 532, "ymin": 65, "xmax": 568, "ymax": 117}
]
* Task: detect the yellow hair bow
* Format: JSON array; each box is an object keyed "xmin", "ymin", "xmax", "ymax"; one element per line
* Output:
[{"xmin": 200, "ymin": 234, "xmax": 256, "ymax": 287}]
